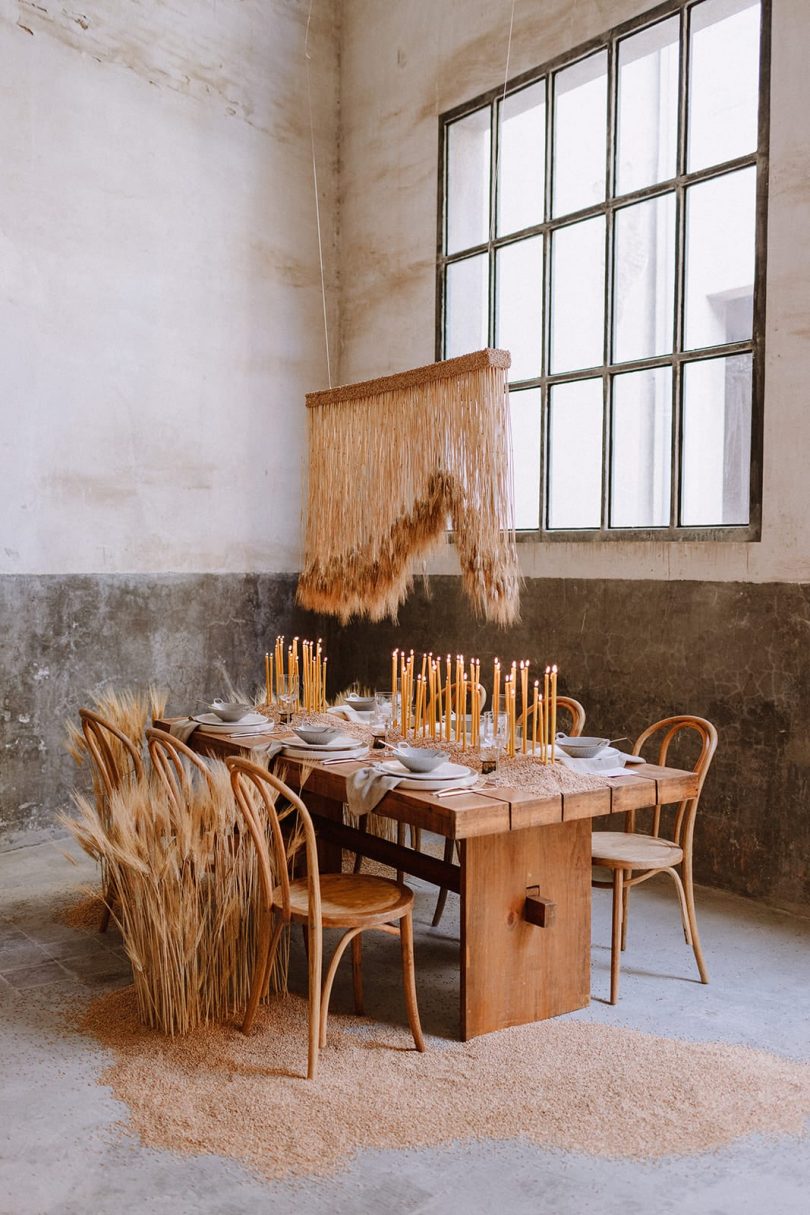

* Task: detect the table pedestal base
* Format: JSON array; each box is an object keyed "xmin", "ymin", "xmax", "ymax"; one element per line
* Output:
[{"xmin": 461, "ymin": 818, "xmax": 591, "ymax": 1039}]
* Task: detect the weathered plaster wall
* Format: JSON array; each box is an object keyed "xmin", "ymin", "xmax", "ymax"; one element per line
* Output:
[
  {"xmin": 0, "ymin": 0, "xmax": 339, "ymax": 575},
  {"xmin": 0, "ymin": 0, "xmax": 340, "ymax": 841},
  {"xmin": 338, "ymin": 0, "xmax": 810, "ymax": 584}
]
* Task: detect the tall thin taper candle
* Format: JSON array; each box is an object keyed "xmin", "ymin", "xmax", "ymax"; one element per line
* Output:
[
  {"xmin": 551, "ymin": 665, "xmax": 558, "ymax": 762},
  {"xmin": 265, "ymin": 652, "xmax": 272, "ymax": 705},
  {"xmin": 544, "ymin": 666, "xmax": 550, "ymax": 766},
  {"xmin": 493, "ymin": 659, "xmax": 500, "ymax": 738},
  {"xmin": 520, "ymin": 661, "xmax": 528, "ymax": 753},
  {"xmin": 532, "ymin": 680, "xmax": 539, "ymax": 754}
]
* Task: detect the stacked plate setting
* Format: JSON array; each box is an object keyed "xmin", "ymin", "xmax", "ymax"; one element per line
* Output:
[
  {"xmin": 281, "ymin": 734, "xmax": 368, "ymax": 761},
  {"xmin": 192, "ymin": 712, "xmax": 273, "ymax": 737},
  {"xmin": 378, "ymin": 759, "xmax": 477, "ymax": 792}
]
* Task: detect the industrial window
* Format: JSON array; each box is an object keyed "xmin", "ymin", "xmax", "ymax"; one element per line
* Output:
[{"xmin": 438, "ymin": 0, "xmax": 769, "ymax": 539}]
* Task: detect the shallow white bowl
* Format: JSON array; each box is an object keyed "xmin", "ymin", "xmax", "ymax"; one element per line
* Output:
[{"xmin": 394, "ymin": 746, "xmax": 449, "ymax": 773}]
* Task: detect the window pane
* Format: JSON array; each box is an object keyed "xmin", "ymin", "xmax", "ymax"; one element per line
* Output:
[
  {"xmin": 616, "ymin": 17, "xmax": 679, "ymax": 194},
  {"xmin": 446, "ymin": 109, "xmax": 491, "ymax": 254},
  {"xmin": 681, "ymin": 354, "xmax": 752, "ymax": 525},
  {"xmin": 684, "ymin": 167, "xmax": 755, "ymax": 350},
  {"xmin": 613, "ymin": 193, "xmax": 676, "ymax": 363},
  {"xmin": 548, "ymin": 379, "xmax": 603, "ymax": 528},
  {"xmin": 553, "ymin": 52, "xmax": 607, "ymax": 217},
  {"xmin": 688, "ymin": 0, "xmax": 761, "ymax": 172},
  {"xmin": 611, "ymin": 367, "xmax": 672, "ymax": 527},
  {"xmin": 509, "ymin": 389, "xmax": 542, "ymax": 530},
  {"xmin": 496, "ymin": 237, "xmax": 543, "ymax": 382},
  {"xmin": 550, "ymin": 217, "xmax": 605, "ymax": 373},
  {"xmin": 445, "ymin": 255, "xmax": 488, "ymax": 356},
  {"xmin": 498, "ymin": 82, "xmax": 546, "ymax": 235}
]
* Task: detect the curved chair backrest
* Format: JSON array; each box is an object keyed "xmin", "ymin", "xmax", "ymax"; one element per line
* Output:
[
  {"xmin": 558, "ymin": 696, "xmax": 586, "ymax": 737},
  {"xmin": 631, "ymin": 715, "xmax": 718, "ymax": 845},
  {"xmin": 79, "ymin": 708, "xmax": 144, "ymax": 810},
  {"xmin": 146, "ymin": 727, "xmax": 215, "ymax": 814},
  {"xmin": 517, "ymin": 694, "xmax": 585, "ymax": 737},
  {"xmin": 226, "ymin": 756, "xmax": 322, "ymax": 930}
]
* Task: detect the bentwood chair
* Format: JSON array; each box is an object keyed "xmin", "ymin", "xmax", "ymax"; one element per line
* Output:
[
  {"xmin": 591, "ymin": 715, "xmax": 718, "ymax": 1005},
  {"xmin": 146, "ymin": 727, "xmax": 215, "ymax": 811},
  {"xmin": 226, "ymin": 756, "xmax": 426, "ymax": 1080},
  {"xmin": 79, "ymin": 708, "xmax": 144, "ymax": 931},
  {"xmin": 430, "ymin": 696, "xmax": 587, "ymax": 928}
]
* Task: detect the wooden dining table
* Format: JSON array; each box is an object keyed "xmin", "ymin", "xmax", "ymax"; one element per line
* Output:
[{"xmin": 155, "ymin": 717, "xmax": 700, "ymax": 1040}]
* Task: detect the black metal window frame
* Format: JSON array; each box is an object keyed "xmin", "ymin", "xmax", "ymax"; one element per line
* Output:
[{"xmin": 436, "ymin": 0, "xmax": 771, "ymax": 542}]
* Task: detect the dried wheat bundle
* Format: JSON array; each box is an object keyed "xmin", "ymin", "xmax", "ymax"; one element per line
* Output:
[
  {"xmin": 298, "ymin": 350, "xmax": 521, "ymax": 625},
  {"xmin": 64, "ymin": 762, "xmax": 277, "ymax": 1036},
  {"xmin": 66, "ymin": 685, "xmax": 167, "ymax": 780}
]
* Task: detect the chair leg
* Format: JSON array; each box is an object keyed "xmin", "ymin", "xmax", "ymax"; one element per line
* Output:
[
  {"xmin": 351, "ymin": 933, "xmax": 364, "ymax": 1014},
  {"xmin": 243, "ymin": 914, "xmax": 282, "ymax": 1034},
  {"xmin": 664, "ymin": 866, "xmax": 693, "ymax": 946},
  {"xmin": 610, "ymin": 868, "xmax": 624, "ymax": 1005},
  {"xmin": 319, "ymin": 927, "xmax": 363, "ymax": 1050},
  {"xmin": 396, "ymin": 821, "xmax": 406, "ymax": 884},
  {"xmin": 306, "ymin": 918, "xmax": 323, "ymax": 1080},
  {"xmin": 621, "ymin": 878, "xmax": 630, "ymax": 951},
  {"xmin": 400, "ymin": 912, "xmax": 425, "ymax": 1052},
  {"xmin": 431, "ymin": 838, "xmax": 456, "ymax": 927},
  {"xmin": 682, "ymin": 859, "xmax": 709, "ymax": 985}
]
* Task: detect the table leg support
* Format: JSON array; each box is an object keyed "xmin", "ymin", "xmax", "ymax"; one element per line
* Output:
[{"xmin": 460, "ymin": 818, "xmax": 591, "ymax": 1039}]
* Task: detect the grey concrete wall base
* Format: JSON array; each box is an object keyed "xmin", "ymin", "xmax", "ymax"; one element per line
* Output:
[{"xmin": 0, "ymin": 573, "xmax": 310, "ymax": 842}]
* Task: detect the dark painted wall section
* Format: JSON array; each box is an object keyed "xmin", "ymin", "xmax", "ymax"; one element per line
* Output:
[
  {"xmin": 322, "ymin": 577, "xmax": 810, "ymax": 912},
  {"xmin": 0, "ymin": 574, "xmax": 302, "ymax": 846},
  {"xmin": 3, "ymin": 573, "xmax": 808, "ymax": 912}
]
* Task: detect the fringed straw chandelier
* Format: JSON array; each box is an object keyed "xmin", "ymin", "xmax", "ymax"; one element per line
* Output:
[{"xmin": 297, "ymin": 348, "xmax": 521, "ymax": 626}]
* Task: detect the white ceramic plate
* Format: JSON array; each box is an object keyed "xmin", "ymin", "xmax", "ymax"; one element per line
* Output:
[
  {"xmin": 380, "ymin": 759, "xmax": 472, "ymax": 782},
  {"xmin": 395, "ymin": 772, "xmax": 479, "ymax": 792},
  {"xmin": 282, "ymin": 744, "xmax": 368, "ymax": 761},
  {"xmin": 192, "ymin": 713, "xmax": 272, "ymax": 734},
  {"xmin": 282, "ymin": 734, "xmax": 361, "ymax": 752}
]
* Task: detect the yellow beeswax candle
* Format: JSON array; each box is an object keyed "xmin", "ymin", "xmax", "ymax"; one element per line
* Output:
[
  {"xmin": 493, "ymin": 659, "xmax": 500, "ymax": 737},
  {"xmin": 544, "ymin": 666, "xmax": 550, "ymax": 765},
  {"xmin": 532, "ymin": 680, "xmax": 539, "ymax": 754},
  {"xmin": 520, "ymin": 661, "xmax": 528, "ymax": 753},
  {"xmin": 551, "ymin": 664, "xmax": 557, "ymax": 762}
]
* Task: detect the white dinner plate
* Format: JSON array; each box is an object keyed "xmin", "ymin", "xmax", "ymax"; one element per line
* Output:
[
  {"xmin": 379, "ymin": 759, "xmax": 472, "ymax": 782},
  {"xmin": 282, "ymin": 734, "xmax": 362, "ymax": 752},
  {"xmin": 282, "ymin": 744, "xmax": 368, "ymax": 761},
  {"xmin": 395, "ymin": 773, "xmax": 479, "ymax": 792},
  {"xmin": 192, "ymin": 713, "xmax": 273, "ymax": 734}
]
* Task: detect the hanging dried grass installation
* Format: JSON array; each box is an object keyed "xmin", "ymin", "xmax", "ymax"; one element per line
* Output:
[{"xmin": 297, "ymin": 349, "xmax": 521, "ymax": 625}]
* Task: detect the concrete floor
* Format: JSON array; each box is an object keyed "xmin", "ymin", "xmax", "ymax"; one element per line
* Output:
[{"xmin": 0, "ymin": 834, "xmax": 808, "ymax": 1215}]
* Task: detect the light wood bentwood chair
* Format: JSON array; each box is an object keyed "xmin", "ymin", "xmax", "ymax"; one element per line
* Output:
[
  {"xmin": 431, "ymin": 695, "xmax": 587, "ymax": 929},
  {"xmin": 592, "ymin": 715, "xmax": 718, "ymax": 1005},
  {"xmin": 227, "ymin": 756, "xmax": 426, "ymax": 1080},
  {"xmin": 79, "ymin": 708, "xmax": 145, "ymax": 932},
  {"xmin": 146, "ymin": 727, "xmax": 215, "ymax": 811}
]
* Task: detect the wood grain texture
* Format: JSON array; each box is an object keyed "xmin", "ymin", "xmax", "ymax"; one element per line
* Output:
[{"xmin": 461, "ymin": 818, "xmax": 591, "ymax": 1039}]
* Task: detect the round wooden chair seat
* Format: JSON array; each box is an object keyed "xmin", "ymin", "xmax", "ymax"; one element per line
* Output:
[
  {"xmin": 282, "ymin": 873, "xmax": 414, "ymax": 928},
  {"xmin": 592, "ymin": 831, "xmax": 684, "ymax": 870}
]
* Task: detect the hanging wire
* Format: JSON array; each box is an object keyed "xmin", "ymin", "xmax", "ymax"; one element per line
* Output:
[
  {"xmin": 494, "ymin": 0, "xmax": 517, "ymax": 209},
  {"xmin": 305, "ymin": 0, "xmax": 333, "ymax": 388}
]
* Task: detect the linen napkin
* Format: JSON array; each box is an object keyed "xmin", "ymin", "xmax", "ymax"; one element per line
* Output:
[
  {"xmin": 327, "ymin": 704, "xmax": 365, "ymax": 723},
  {"xmin": 168, "ymin": 718, "xmax": 200, "ymax": 743},
  {"xmin": 555, "ymin": 750, "xmax": 630, "ymax": 778},
  {"xmin": 346, "ymin": 764, "xmax": 403, "ymax": 818}
]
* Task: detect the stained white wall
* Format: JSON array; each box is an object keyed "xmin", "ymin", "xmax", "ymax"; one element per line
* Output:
[
  {"xmin": 338, "ymin": 0, "xmax": 810, "ymax": 583},
  {"xmin": 0, "ymin": 0, "xmax": 339, "ymax": 575}
]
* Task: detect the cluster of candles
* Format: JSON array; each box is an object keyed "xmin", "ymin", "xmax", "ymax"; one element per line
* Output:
[
  {"xmin": 391, "ymin": 650, "xmax": 558, "ymax": 762},
  {"xmin": 264, "ymin": 636, "xmax": 327, "ymax": 712}
]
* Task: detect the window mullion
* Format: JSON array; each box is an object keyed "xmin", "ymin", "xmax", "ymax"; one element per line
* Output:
[
  {"xmin": 671, "ymin": 3, "xmax": 690, "ymax": 527},
  {"xmin": 541, "ymin": 72, "xmax": 555, "ymax": 532}
]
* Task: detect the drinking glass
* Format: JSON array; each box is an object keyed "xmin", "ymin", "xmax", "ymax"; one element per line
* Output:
[
  {"xmin": 276, "ymin": 675, "xmax": 297, "ymax": 724},
  {"xmin": 479, "ymin": 711, "xmax": 505, "ymax": 775}
]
